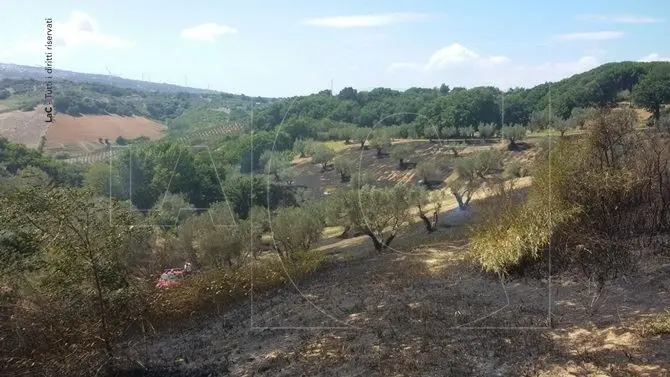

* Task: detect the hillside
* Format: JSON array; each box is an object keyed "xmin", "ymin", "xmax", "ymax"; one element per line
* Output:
[
  {"xmin": 0, "ymin": 63, "xmax": 279, "ymax": 138},
  {"xmin": 252, "ymin": 61, "xmax": 670, "ymax": 133}
]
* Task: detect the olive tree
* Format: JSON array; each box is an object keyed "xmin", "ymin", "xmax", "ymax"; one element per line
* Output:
[
  {"xmin": 478, "ymin": 122, "xmax": 496, "ymax": 138},
  {"xmin": 312, "ymin": 145, "xmax": 336, "ymax": 171},
  {"xmin": 423, "ymin": 125, "xmax": 439, "ymax": 142},
  {"xmin": 187, "ymin": 201, "xmax": 245, "ymax": 269},
  {"xmin": 390, "ymin": 144, "xmax": 414, "ymax": 170},
  {"xmin": 411, "ymin": 188, "xmax": 447, "ymax": 233},
  {"xmin": 149, "ymin": 193, "xmax": 195, "ymax": 228},
  {"xmin": 293, "ymin": 138, "xmax": 314, "ymax": 158},
  {"xmin": 333, "ymin": 155, "xmax": 354, "ymax": 183},
  {"xmin": 370, "ymin": 131, "xmax": 392, "ymax": 158},
  {"xmin": 354, "ymin": 127, "xmax": 372, "ymax": 149},
  {"xmin": 2, "ymin": 186, "xmax": 151, "ymax": 355},
  {"xmin": 270, "ymin": 203, "xmax": 325, "ymax": 259},
  {"xmin": 501, "ymin": 124, "xmax": 527, "ymax": 150},
  {"xmin": 449, "ymin": 149, "xmax": 503, "ymax": 210},
  {"xmin": 259, "ymin": 150, "xmax": 292, "ymax": 182},
  {"xmin": 442, "ymin": 126, "xmax": 459, "ymax": 139},
  {"xmin": 554, "ymin": 118, "xmax": 572, "ymax": 137},
  {"xmin": 415, "ymin": 161, "xmax": 442, "ymax": 188},
  {"xmin": 337, "ymin": 183, "xmax": 415, "ymax": 252}
]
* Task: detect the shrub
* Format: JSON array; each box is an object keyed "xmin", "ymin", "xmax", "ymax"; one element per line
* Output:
[
  {"xmin": 478, "ymin": 123, "xmax": 496, "ymax": 138},
  {"xmin": 503, "ymin": 161, "xmax": 523, "ymax": 179},
  {"xmin": 469, "ymin": 109, "xmax": 668, "ymax": 279}
]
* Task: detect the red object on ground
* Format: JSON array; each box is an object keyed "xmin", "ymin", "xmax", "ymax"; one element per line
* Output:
[{"xmin": 155, "ymin": 268, "xmax": 185, "ymax": 289}]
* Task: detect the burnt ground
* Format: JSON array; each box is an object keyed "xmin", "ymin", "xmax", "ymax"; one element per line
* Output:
[
  {"xmin": 107, "ymin": 142, "xmax": 668, "ymax": 377},
  {"xmin": 109, "ymin": 221, "xmax": 670, "ymax": 377},
  {"xmin": 292, "ymin": 140, "xmax": 497, "ymax": 199}
]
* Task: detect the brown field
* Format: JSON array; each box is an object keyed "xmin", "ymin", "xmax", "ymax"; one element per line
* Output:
[
  {"xmin": 44, "ymin": 114, "xmax": 167, "ymax": 154},
  {"xmin": 0, "ymin": 109, "xmax": 167, "ymax": 154},
  {"xmin": 0, "ymin": 109, "xmax": 47, "ymax": 148}
]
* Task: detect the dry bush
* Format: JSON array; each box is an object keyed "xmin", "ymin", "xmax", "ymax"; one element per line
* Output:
[
  {"xmin": 147, "ymin": 250, "xmax": 326, "ymax": 323},
  {"xmin": 469, "ymin": 108, "xmax": 669, "ymax": 278}
]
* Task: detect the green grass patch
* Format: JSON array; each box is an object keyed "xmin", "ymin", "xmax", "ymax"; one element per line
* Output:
[{"xmin": 636, "ymin": 310, "xmax": 670, "ymax": 337}]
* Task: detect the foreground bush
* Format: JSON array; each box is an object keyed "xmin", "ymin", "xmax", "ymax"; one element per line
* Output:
[
  {"xmin": 469, "ymin": 109, "xmax": 669, "ymax": 279},
  {"xmin": 148, "ymin": 250, "xmax": 326, "ymax": 323}
]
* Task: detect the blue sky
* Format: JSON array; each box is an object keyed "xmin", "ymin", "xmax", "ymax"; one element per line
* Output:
[{"xmin": 1, "ymin": 0, "xmax": 669, "ymax": 97}]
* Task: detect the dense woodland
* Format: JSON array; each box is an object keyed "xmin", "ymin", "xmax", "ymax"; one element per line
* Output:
[{"xmin": 1, "ymin": 61, "xmax": 670, "ymax": 376}]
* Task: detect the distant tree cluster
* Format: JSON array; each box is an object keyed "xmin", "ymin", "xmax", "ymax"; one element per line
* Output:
[{"xmin": 252, "ymin": 62, "xmax": 670, "ymax": 145}]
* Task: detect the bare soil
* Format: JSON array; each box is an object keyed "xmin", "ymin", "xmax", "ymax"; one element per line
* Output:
[
  {"xmin": 0, "ymin": 109, "xmax": 167, "ymax": 154},
  {"xmin": 44, "ymin": 114, "xmax": 166, "ymax": 154}
]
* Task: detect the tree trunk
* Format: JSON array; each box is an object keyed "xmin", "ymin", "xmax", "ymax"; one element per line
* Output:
[
  {"xmin": 399, "ymin": 158, "xmax": 404, "ymax": 170},
  {"xmin": 360, "ymin": 140, "xmax": 365, "ymax": 150},
  {"xmin": 418, "ymin": 212, "xmax": 436, "ymax": 232},
  {"xmin": 370, "ymin": 234, "xmax": 383, "ymax": 251},
  {"xmin": 337, "ymin": 225, "xmax": 351, "ymax": 239},
  {"xmin": 454, "ymin": 193, "xmax": 468, "ymax": 211},
  {"xmin": 383, "ymin": 234, "xmax": 395, "ymax": 250}
]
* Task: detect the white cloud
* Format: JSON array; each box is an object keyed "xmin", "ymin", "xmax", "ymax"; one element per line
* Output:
[
  {"xmin": 180, "ymin": 23, "xmax": 238, "ymax": 42},
  {"xmin": 0, "ymin": 11, "xmax": 131, "ymax": 63},
  {"xmin": 553, "ymin": 31, "xmax": 624, "ymax": 41},
  {"xmin": 386, "ymin": 62, "xmax": 418, "ymax": 72},
  {"xmin": 304, "ymin": 12, "xmax": 430, "ymax": 28},
  {"xmin": 489, "ymin": 55, "xmax": 510, "ymax": 64},
  {"xmin": 424, "ymin": 43, "xmax": 480, "ymax": 70},
  {"xmin": 53, "ymin": 11, "xmax": 135, "ymax": 49},
  {"xmin": 577, "ymin": 14, "xmax": 663, "ymax": 24},
  {"xmin": 416, "ymin": 44, "xmax": 509, "ymax": 72},
  {"xmin": 638, "ymin": 53, "xmax": 670, "ymax": 62}
]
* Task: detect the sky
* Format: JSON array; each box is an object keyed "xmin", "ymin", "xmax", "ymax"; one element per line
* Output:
[{"xmin": 1, "ymin": 0, "xmax": 669, "ymax": 97}]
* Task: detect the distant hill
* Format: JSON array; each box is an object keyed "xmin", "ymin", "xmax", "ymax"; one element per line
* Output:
[
  {"xmin": 0, "ymin": 64, "xmax": 279, "ymax": 135},
  {"xmin": 0, "ymin": 62, "xmax": 217, "ymax": 94}
]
